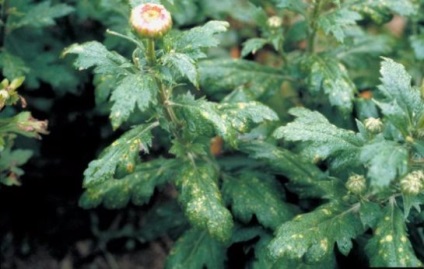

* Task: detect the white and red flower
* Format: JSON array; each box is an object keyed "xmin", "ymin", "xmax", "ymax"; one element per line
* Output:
[{"xmin": 130, "ymin": 3, "xmax": 172, "ymax": 39}]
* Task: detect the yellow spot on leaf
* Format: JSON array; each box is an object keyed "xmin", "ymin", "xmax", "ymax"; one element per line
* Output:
[
  {"xmin": 385, "ymin": 235, "xmax": 393, "ymax": 242},
  {"xmin": 320, "ymin": 238, "xmax": 328, "ymax": 251}
]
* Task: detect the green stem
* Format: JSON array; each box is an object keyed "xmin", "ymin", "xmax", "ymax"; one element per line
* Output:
[
  {"xmin": 146, "ymin": 38, "xmax": 156, "ymax": 66},
  {"xmin": 307, "ymin": 0, "xmax": 323, "ymax": 53},
  {"xmin": 145, "ymin": 38, "xmax": 181, "ymax": 137}
]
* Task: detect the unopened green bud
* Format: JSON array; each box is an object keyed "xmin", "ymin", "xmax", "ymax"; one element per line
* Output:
[
  {"xmin": 346, "ymin": 174, "xmax": 366, "ymax": 195},
  {"xmin": 130, "ymin": 3, "xmax": 172, "ymax": 39},
  {"xmin": 364, "ymin": 117, "xmax": 383, "ymax": 134},
  {"xmin": 267, "ymin": 16, "xmax": 282, "ymax": 28},
  {"xmin": 400, "ymin": 170, "xmax": 424, "ymax": 195}
]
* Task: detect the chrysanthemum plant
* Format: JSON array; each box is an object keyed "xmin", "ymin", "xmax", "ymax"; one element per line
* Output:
[{"xmin": 66, "ymin": 0, "xmax": 424, "ymax": 268}]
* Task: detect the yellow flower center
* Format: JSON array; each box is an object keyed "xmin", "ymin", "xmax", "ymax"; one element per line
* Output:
[{"xmin": 142, "ymin": 8, "xmax": 161, "ymax": 23}]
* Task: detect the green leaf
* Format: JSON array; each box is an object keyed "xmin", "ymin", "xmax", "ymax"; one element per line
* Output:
[
  {"xmin": 305, "ymin": 55, "xmax": 356, "ymax": 112},
  {"xmin": 402, "ymin": 193, "xmax": 424, "ymax": 218},
  {"xmin": 274, "ymin": 107, "xmax": 363, "ymax": 169},
  {"xmin": 139, "ymin": 201, "xmax": 188, "ymax": 241},
  {"xmin": 175, "ymin": 94, "xmax": 278, "ymax": 144},
  {"xmin": 359, "ymin": 201, "xmax": 383, "ymax": 229},
  {"xmin": 161, "ymin": 53, "xmax": 199, "ymax": 87},
  {"xmin": 165, "ymin": 228, "xmax": 226, "ymax": 269},
  {"xmin": 241, "ymin": 38, "xmax": 268, "ymax": 57},
  {"xmin": 109, "ymin": 74, "xmax": 158, "ymax": 129},
  {"xmin": 410, "ymin": 34, "xmax": 424, "ymax": 60},
  {"xmin": 199, "ymin": 59, "xmax": 288, "ymax": 98},
  {"xmin": 175, "ymin": 94, "xmax": 227, "ymax": 139},
  {"xmin": 318, "ymin": 9, "xmax": 362, "ymax": 43},
  {"xmin": 83, "ymin": 122, "xmax": 158, "ymax": 187},
  {"xmin": 63, "ymin": 41, "xmax": 130, "ymax": 76},
  {"xmin": 272, "ymin": 0, "xmax": 307, "ymax": 14},
  {"xmin": 217, "ymin": 101, "xmax": 279, "ymax": 134},
  {"xmin": 0, "ymin": 51, "xmax": 30, "ymax": 79},
  {"xmin": 360, "ymin": 138, "xmax": 408, "ymax": 187},
  {"xmin": 269, "ymin": 203, "xmax": 364, "ymax": 262},
  {"xmin": 239, "ymin": 141, "xmax": 342, "ymax": 199},
  {"xmin": 222, "ymin": 173, "xmax": 297, "ymax": 230},
  {"xmin": 251, "ymin": 231, "xmax": 337, "ymax": 269},
  {"xmin": 8, "ymin": 1, "xmax": 74, "ymax": 30},
  {"xmin": 376, "ymin": 58, "xmax": 424, "ymax": 135},
  {"xmin": 175, "ymin": 163, "xmax": 233, "ymax": 242},
  {"xmin": 365, "ymin": 202, "xmax": 422, "ymax": 267},
  {"xmin": 170, "ymin": 21, "xmax": 229, "ymax": 57},
  {"xmin": 79, "ymin": 158, "xmax": 174, "ymax": 209}
]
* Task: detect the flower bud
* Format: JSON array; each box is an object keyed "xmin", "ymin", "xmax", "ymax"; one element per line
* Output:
[
  {"xmin": 400, "ymin": 170, "xmax": 424, "ymax": 195},
  {"xmin": 267, "ymin": 16, "xmax": 283, "ymax": 28},
  {"xmin": 14, "ymin": 112, "xmax": 49, "ymax": 139},
  {"xmin": 130, "ymin": 3, "xmax": 172, "ymax": 39},
  {"xmin": 364, "ymin": 117, "xmax": 383, "ymax": 134},
  {"xmin": 346, "ymin": 174, "xmax": 366, "ymax": 195}
]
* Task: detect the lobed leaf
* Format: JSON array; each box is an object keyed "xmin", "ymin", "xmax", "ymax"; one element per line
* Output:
[
  {"xmin": 268, "ymin": 203, "xmax": 364, "ymax": 262},
  {"xmin": 161, "ymin": 53, "xmax": 199, "ymax": 88},
  {"xmin": 83, "ymin": 122, "xmax": 157, "ymax": 187},
  {"xmin": 222, "ymin": 173, "xmax": 297, "ymax": 230},
  {"xmin": 199, "ymin": 59, "xmax": 287, "ymax": 99},
  {"xmin": 175, "ymin": 94, "xmax": 278, "ymax": 144},
  {"xmin": 318, "ymin": 8, "xmax": 362, "ymax": 43},
  {"xmin": 80, "ymin": 158, "xmax": 175, "ymax": 209},
  {"xmin": 305, "ymin": 55, "xmax": 356, "ymax": 113},
  {"xmin": 360, "ymin": 138, "xmax": 408, "ymax": 187},
  {"xmin": 175, "ymin": 163, "xmax": 233, "ymax": 242},
  {"xmin": 365, "ymin": 202, "xmax": 422, "ymax": 267},
  {"xmin": 241, "ymin": 38, "xmax": 268, "ymax": 58},
  {"xmin": 0, "ymin": 51, "xmax": 30, "ymax": 79},
  {"xmin": 239, "ymin": 141, "xmax": 342, "ymax": 199},
  {"xmin": 376, "ymin": 58, "xmax": 424, "ymax": 135},
  {"xmin": 109, "ymin": 74, "xmax": 158, "ymax": 129},
  {"xmin": 63, "ymin": 41, "xmax": 130, "ymax": 76},
  {"xmin": 165, "ymin": 228, "xmax": 226, "ymax": 269},
  {"xmin": 274, "ymin": 107, "xmax": 363, "ymax": 168},
  {"xmin": 8, "ymin": 1, "xmax": 74, "ymax": 30},
  {"xmin": 170, "ymin": 21, "xmax": 229, "ymax": 57}
]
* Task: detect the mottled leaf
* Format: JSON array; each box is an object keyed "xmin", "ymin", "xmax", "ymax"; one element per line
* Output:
[
  {"xmin": 83, "ymin": 122, "xmax": 158, "ymax": 187},
  {"xmin": 305, "ymin": 55, "xmax": 356, "ymax": 112},
  {"xmin": 223, "ymin": 173, "xmax": 296, "ymax": 230},
  {"xmin": 63, "ymin": 41, "xmax": 130, "ymax": 76},
  {"xmin": 274, "ymin": 107, "xmax": 363, "ymax": 169},
  {"xmin": 110, "ymin": 74, "xmax": 158, "ymax": 129},
  {"xmin": 269, "ymin": 203, "xmax": 364, "ymax": 262},
  {"xmin": 376, "ymin": 58, "xmax": 424, "ymax": 135},
  {"xmin": 239, "ymin": 141, "xmax": 342, "ymax": 199},
  {"xmin": 162, "ymin": 53, "xmax": 199, "ymax": 87},
  {"xmin": 318, "ymin": 9, "xmax": 362, "ymax": 42},
  {"xmin": 169, "ymin": 20, "xmax": 229, "ymax": 57},
  {"xmin": 175, "ymin": 163, "xmax": 233, "ymax": 242},
  {"xmin": 199, "ymin": 59, "xmax": 288, "ymax": 98},
  {"xmin": 360, "ymin": 138, "xmax": 408, "ymax": 187},
  {"xmin": 80, "ymin": 158, "xmax": 175, "ymax": 209},
  {"xmin": 365, "ymin": 203, "xmax": 422, "ymax": 267}
]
